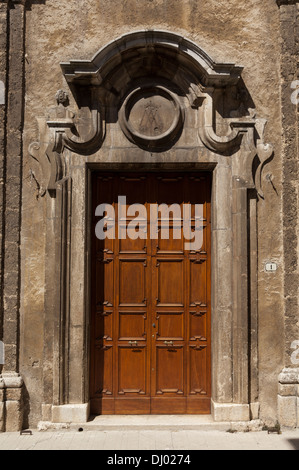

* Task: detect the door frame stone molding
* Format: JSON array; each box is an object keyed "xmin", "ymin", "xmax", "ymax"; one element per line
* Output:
[{"xmin": 28, "ymin": 30, "xmax": 274, "ymax": 424}]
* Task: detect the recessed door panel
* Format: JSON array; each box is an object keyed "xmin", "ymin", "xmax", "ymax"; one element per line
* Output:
[
  {"xmin": 119, "ymin": 312, "xmax": 147, "ymax": 340},
  {"xmin": 156, "ymin": 226, "xmax": 184, "ymax": 254},
  {"xmin": 156, "ymin": 311, "xmax": 184, "ymax": 341},
  {"xmin": 93, "ymin": 344, "xmax": 113, "ymax": 397},
  {"xmin": 156, "ymin": 259, "xmax": 184, "ymax": 307},
  {"xmin": 189, "ymin": 311, "xmax": 207, "ymax": 341},
  {"xmin": 155, "ymin": 346, "xmax": 184, "ymax": 395},
  {"xmin": 189, "ymin": 346, "xmax": 209, "ymax": 396},
  {"xmin": 189, "ymin": 259, "xmax": 207, "ymax": 307},
  {"xmin": 119, "ymin": 259, "xmax": 147, "ymax": 306},
  {"xmin": 118, "ymin": 346, "xmax": 148, "ymax": 396}
]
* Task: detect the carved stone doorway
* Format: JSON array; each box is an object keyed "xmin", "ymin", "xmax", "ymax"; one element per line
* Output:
[{"xmin": 29, "ymin": 31, "xmax": 273, "ymax": 423}]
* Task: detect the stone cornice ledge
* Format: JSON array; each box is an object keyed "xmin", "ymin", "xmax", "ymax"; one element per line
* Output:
[{"xmin": 279, "ymin": 368, "xmax": 299, "ymax": 384}]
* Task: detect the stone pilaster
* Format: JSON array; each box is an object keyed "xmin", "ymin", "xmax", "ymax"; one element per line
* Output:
[
  {"xmin": 278, "ymin": 369, "xmax": 299, "ymax": 428},
  {"xmin": 1, "ymin": 372, "xmax": 23, "ymax": 432},
  {"xmin": 277, "ymin": 0, "xmax": 299, "ymax": 428},
  {"xmin": 0, "ymin": 0, "xmax": 28, "ymax": 431},
  {"xmin": 0, "ymin": 0, "xmax": 9, "ymax": 363},
  {"xmin": 279, "ymin": 0, "xmax": 299, "ymax": 370}
]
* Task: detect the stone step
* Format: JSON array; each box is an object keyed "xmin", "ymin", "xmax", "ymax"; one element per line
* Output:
[{"xmin": 38, "ymin": 416, "xmax": 263, "ymax": 433}]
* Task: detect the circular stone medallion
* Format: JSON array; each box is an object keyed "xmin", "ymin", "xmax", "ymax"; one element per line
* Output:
[{"xmin": 119, "ymin": 86, "xmax": 184, "ymax": 149}]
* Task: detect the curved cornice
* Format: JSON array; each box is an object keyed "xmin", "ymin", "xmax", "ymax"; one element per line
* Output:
[{"xmin": 61, "ymin": 30, "xmax": 243, "ymax": 88}]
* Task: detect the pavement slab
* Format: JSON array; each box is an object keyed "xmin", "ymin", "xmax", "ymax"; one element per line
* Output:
[{"xmin": 0, "ymin": 429, "xmax": 299, "ymax": 450}]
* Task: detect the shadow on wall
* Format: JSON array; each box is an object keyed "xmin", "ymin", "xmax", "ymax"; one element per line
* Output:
[
  {"xmin": 288, "ymin": 439, "xmax": 299, "ymax": 450},
  {"xmin": 22, "ymin": 383, "xmax": 30, "ymax": 430},
  {"xmin": 25, "ymin": 0, "xmax": 47, "ymax": 10}
]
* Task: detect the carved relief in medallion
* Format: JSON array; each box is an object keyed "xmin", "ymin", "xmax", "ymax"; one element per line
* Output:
[{"xmin": 119, "ymin": 86, "xmax": 184, "ymax": 150}]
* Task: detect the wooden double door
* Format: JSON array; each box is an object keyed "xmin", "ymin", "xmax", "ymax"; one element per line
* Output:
[{"xmin": 90, "ymin": 172, "xmax": 211, "ymax": 415}]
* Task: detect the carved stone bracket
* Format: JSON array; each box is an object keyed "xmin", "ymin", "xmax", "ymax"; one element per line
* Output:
[
  {"xmin": 198, "ymin": 90, "xmax": 273, "ymax": 198},
  {"xmin": 29, "ymin": 90, "xmax": 105, "ymax": 195}
]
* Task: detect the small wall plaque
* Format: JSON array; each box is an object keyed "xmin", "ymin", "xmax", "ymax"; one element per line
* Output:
[{"xmin": 265, "ymin": 262, "xmax": 278, "ymax": 272}]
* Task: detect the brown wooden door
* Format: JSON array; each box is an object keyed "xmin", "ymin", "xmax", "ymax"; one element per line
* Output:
[{"xmin": 90, "ymin": 172, "xmax": 211, "ymax": 415}]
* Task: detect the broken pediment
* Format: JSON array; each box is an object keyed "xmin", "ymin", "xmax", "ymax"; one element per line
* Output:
[{"xmin": 29, "ymin": 30, "xmax": 273, "ymax": 198}]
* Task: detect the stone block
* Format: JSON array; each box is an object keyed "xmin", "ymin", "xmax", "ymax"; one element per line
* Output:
[
  {"xmin": 278, "ymin": 395, "xmax": 297, "ymax": 428},
  {"xmin": 250, "ymin": 402, "xmax": 260, "ymax": 420},
  {"xmin": 42, "ymin": 404, "xmax": 53, "ymax": 422},
  {"xmin": 211, "ymin": 400, "xmax": 250, "ymax": 422},
  {"xmin": 5, "ymin": 387, "xmax": 22, "ymax": 401},
  {"xmin": 278, "ymin": 383, "xmax": 297, "ymax": 396},
  {"xmin": 52, "ymin": 403, "xmax": 90, "ymax": 424},
  {"xmin": 5, "ymin": 400, "xmax": 23, "ymax": 432},
  {"xmin": 279, "ymin": 368, "xmax": 299, "ymax": 384}
]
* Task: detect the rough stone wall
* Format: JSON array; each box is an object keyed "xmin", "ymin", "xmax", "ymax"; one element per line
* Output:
[
  {"xmin": 0, "ymin": 0, "xmax": 26, "ymax": 431},
  {"xmin": 277, "ymin": 0, "xmax": 299, "ymax": 429},
  {"xmin": 0, "ymin": 1, "xmax": 8, "ymax": 433},
  {"xmin": 0, "ymin": 2, "xmax": 8, "ymax": 351},
  {"xmin": 279, "ymin": 1, "xmax": 299, "ymax": 368}
]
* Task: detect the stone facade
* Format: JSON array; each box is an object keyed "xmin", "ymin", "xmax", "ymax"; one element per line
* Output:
[{"xmin": 0, "ymin": 0, "xmax": 298, "ymax": 430}]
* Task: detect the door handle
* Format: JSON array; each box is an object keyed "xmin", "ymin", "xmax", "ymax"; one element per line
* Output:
[
  {"xmin": 164, "ymin": 341, "xmax": 174, "ymax": 347},
  {"xmin": 129, "ymin": 341, "xmax": 139, "ymax": 347}
]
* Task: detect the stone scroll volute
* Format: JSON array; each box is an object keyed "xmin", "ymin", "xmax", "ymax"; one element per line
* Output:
[{"xmin": 29, "ymin": 89, "xmax": 105, "ymax": 196}]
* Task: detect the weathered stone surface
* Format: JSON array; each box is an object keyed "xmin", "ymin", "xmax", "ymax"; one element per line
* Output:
[
  {"xmin": 278, "ymin": 396, "xmax": 297, "ymax": 428},
  {"xmin": 250, "ymin": 403, "xmax": 260, "ymax": 421},
  {"xmin": 278, "ymin": 384, "xmax": 297, "ymax": 396},
  {"xmin": 279, "ymin": 368, "xmax": 299, "ymax": 384},
  {"xmin": 52, "ymin": 404, "xmax": 90, "ymax": 424},
  {"xmin": 5, "ymin": 400, "xmax": 23, "ymax": 432},
  {"xmin": 211, "ymin": 401, "xmax": 250, "ymax": 422}
]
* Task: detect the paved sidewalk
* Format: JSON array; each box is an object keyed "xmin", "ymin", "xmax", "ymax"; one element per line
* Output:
[{"xmin": 0, "ymin": 429, "xmax": 299, "ymax": 450}]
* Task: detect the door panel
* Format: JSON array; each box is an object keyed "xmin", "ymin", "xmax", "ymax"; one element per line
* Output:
[
  {"xmin": 189, "ymin": 346, "xmax": 209, "ymax": 395},
  {"xmin": 118, "ymin": 312, "xmax": 147, "ymax": 340},
  {"xmin": 156, "ymin": 311, "xmax": 184, "ymax": 341},
  {"xmin": 155, "ymin": 259, "xmax": 184, "ymax": 307},
  {"xmin": 189, "ymin": 260, "xmax": 207, "ymax": 307},
  {"xmin": 90, "ymin": 172, "xmax": 211, "ymax": 415},
  {"xmin": 155, "ymin": 345, "xmax": 184, "ymax": 395},
  {"xmin": 118, "ymin": 345, "xmax": 148, "ymax": 395},
  {"xmin": 118, "ymin": 259, "xmax": 147, "ymax": 307},
  {"xmin": 189, "ymin": 310, "xmax": 207, "ymax": 341}
]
